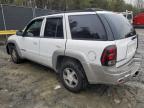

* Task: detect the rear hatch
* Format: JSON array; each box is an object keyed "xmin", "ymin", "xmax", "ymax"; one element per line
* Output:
[{"xmin": 103, "ymin": 13, "xmax": 137, "ymax": 67}]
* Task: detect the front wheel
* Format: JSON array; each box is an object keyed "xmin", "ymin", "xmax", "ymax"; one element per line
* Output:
[
  {"xmin": 59, "ymin": 60, "xmax": 87, "ymax": 93},
  {"xmin": 10, "ymin": 46, "xmax": 23, "ymax": 64}
]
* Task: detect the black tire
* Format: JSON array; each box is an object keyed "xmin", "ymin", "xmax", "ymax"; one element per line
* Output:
[
  {"xmin": 10, "ymin": 46, "xmax": 23, "ymax": 64},
  {"xmin": 59, "ymin": 59, "xmax": 87, "ymax": 93}
]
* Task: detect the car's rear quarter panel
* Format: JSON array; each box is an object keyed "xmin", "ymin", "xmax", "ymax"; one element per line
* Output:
[{"xmin": 66, "ymin": 40, "xmax": 115, "ymax": 65}]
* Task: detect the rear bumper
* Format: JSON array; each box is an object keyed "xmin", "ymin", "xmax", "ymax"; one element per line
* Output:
[{"xmin": 85, "ymin": 53, "xmax": 142, "ymax": 84}]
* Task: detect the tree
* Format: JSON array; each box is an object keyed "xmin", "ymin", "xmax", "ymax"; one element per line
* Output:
[
  {"xmin": 0, "ymin": 0, "xmax": 142, "ymax": 14},
  {"xmin": 90, "ymin": 0, "xmax": 109, "ymax": 9}
]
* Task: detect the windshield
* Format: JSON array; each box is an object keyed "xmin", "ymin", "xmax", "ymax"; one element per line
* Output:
[
  {"xmin": 127, "ymin": 14, "xmax": 132, "ymax": 20},
  {"xmin": 104, "ymin": 13, "xmax": 136, "ymax": 40}
]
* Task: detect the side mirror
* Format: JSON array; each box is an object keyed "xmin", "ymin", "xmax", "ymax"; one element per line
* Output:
[{"xmin": 16, "ymin": 30, "xmax": 23, "ymax": 36}]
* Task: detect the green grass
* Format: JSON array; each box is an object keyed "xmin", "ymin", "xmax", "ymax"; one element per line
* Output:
[{"xmin": 0, "ymin": 35, "xmax": 8, "ymax": 41}]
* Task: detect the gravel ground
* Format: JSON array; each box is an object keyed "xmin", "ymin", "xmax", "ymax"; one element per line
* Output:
[
  {"xmin": 136, "ymin": 29, "xmax": 144, "ymax": 35},
  {"xmin": 0, "ymin": 29, "xmax": 144, "ymax": 108}
]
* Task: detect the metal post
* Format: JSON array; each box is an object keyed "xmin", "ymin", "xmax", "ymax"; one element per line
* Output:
[
  {"xmin": 1, "ymin": 4, "xmax": 7, "ymax": 40},
  {"xmin": 31, "ymin": 0, "xmax": 36, "ymax": 18},
  {"xmin": 32, "ymin": 7, "xmax": 35, "ymax": 18}
]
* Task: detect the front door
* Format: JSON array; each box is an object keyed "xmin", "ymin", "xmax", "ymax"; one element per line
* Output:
[{"xmin": 20, "ymin": 19, "xmax": 43, "ymax": 61}]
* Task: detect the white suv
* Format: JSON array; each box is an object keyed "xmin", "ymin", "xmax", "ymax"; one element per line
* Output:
[{"xmin": 6, "ymin": 10, "xmax": 141, "ymax": 92}]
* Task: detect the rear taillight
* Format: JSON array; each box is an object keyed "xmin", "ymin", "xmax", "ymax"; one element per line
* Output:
[{"xmin": 101, "ymin": 45, "xmax": 117, "ymax": 66}]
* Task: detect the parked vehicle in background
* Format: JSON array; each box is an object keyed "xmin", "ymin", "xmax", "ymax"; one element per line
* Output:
[
  {"xmin": 120, "ymin": 10, "xmax": 133, "ymax": 24},
  {"xmin": 133, "ymin": 12, "xmax": 144, "ymax": 27},
  {"xmin": 6, "ymin": 10, "xmax": 141, "ymax": 92}
]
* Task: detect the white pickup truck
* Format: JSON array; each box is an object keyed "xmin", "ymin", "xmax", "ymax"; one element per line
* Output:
[{"xmin": 6, "ymin": 10, "xmax": 141, "ymax": 92}]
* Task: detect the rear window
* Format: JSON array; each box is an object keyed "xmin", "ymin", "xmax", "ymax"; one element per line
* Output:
[
  {"xmin": 68, "ymin": 14, "xmax": 107, "ymax": 41},
  {"xmin": 104, "ymin": 13, "xmax": 136, "ymax": 40}
]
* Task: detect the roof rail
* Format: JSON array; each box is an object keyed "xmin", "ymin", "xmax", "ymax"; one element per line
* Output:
[{"xmin": 48, "ymin": 8, "xmax": 105, "ymax": 14}]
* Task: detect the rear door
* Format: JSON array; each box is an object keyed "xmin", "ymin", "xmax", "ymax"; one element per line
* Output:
[
  {"xmin": 39, "ymin": 15, "xmax": 66, "ymax": 67},
  {"xmin": 104, "ymin": 13, "xmax": 137, "ymax": 67}
]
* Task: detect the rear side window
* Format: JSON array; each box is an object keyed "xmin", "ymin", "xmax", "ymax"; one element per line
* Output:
[
  {"xmin": 69, "ymin": 14, "xmax": 107, "ymax": 41},
  {"xmin": 44, "ymin": 17, "xmax": 63, "ymax": 38}
]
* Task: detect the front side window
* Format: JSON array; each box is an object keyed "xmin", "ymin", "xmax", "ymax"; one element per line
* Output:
[
  {"xmin": 69, "ymin": 14, "xmax": 107, "ymax": 40},
  {"xmin": 23, "ymin": 19, "xmax": 43, "ymax": 37},
  {"xmin": 44, "ymin": 17, "xmax": 63, "ymax": 38}
]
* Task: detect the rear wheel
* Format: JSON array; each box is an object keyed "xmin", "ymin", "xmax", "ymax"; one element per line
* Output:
[
  {"xmin": 59, "ymin": 59, "xmax": 87, "ymax": 93},
  {"xmin": 10, "ymin": 46, "xmax": 23, "ymax": 64}
]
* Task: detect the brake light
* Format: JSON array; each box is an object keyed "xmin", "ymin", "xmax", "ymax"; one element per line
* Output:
[{"xmin": 101, "ymin": 45, "xmax": 117, "ymax": 66}]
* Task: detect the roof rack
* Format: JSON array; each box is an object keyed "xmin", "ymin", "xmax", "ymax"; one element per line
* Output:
[
  {"xmin": 47, "ymin": 8, "xmax": 105, "ymax": 14},
  {"xmin": 34, "ymin": 8, "xmax": 106, "ymax": 17}
]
